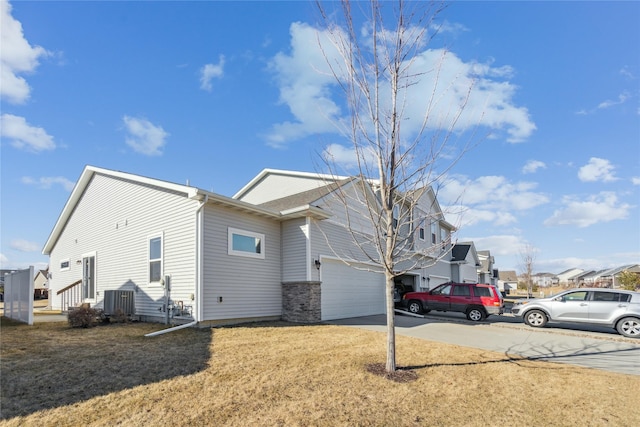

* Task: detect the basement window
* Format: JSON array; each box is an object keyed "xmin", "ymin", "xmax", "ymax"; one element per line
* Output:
[{"xmin": 228, "ymin": 227, "xmax": 265, "ymax": 259}]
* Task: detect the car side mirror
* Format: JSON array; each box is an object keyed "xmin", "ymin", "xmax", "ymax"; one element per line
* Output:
[{"xmin": 554, "ymin": 296, "xmax": 564, "ymax": 302}]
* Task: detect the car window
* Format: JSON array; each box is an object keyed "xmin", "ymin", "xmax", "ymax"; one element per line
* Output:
[
  {"xmin": 452, "ymin": 285, "xmax": 470, "ymax": 296},
  {"xmin": 432, "ymin": 284, "xmax": 452, "ymax": 296},
  {"xmin": 473, "ymin": 286, "xmax": 492, "ymax": 297},
  {"xmin": 592, "ymin": 291, "xmax": 630, "ymax": 302},
  {"xmin": 563, "ymin": 291, "xmax": 588, "ymax": 301}
]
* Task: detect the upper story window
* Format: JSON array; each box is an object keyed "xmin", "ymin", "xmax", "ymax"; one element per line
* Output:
[
  {"xmin": 419, "ymin": 226, "xmax": 425, "ymax": 240},
  {"xmin": 392, "ymin": 205, "xmax": 399, "ymax": 229},
  {"xmin": 228, "ymin": 227, "xmax": 265, "ymax": 259},
  {"xmin": 149, "ymin": 234, "xmax": 163, "ymax": 283},
  {"xmin": 440, "ymin": 226, "xmax": 448, "ymax": 243},
  {"xmin": 60, "ymin": 259, "xmax": 70, "ymax": 271},
  {"xmin": 431, "ymin": 222, "xmax": 437, "ymax": 244}
]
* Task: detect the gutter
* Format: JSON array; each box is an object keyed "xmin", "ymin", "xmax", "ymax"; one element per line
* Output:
[{"xmin": 144, "ymin": 321, "xmax": 198, "ymax": 337}]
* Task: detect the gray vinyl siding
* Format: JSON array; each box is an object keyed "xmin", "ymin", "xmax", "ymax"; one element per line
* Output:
[
  {"xmin": 48, "ymin": 173, "xmax": 198, "ymax": 317},
  {"xmin": 281, "ymin": 218, "xmax": 309, "ymax": 282},
  {"xmin": 238, "ymin": 173, "xmax": 330, "ymax": 204},
  {"xmin": 201, "ymin": 204, "xmax": 282, "ymax": 321}
]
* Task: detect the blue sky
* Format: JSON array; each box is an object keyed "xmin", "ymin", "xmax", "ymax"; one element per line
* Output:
[{"xmin": 1, "ymin": 0, "xmax": 638, "ymax": 274}]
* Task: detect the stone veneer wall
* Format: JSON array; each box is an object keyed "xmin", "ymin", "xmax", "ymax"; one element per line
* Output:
[{"xmin": 281, "ymin": 281, "xmax": 321, "ymax": 323}]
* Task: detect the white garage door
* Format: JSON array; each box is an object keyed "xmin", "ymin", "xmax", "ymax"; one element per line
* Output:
[{"xmin": 321, "ymin": 259, "xmax": 386, "ymax": 320}]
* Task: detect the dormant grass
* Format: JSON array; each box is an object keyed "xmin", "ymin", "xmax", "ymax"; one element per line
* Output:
[{"xmin": 1, "ymin": 317, "xmax": 638, "ymax": 426}]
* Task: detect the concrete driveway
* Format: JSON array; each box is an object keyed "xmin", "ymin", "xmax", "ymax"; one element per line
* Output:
[{"xmin": 328, "ymin": 311, "xmax": 640, "ymax": 376}]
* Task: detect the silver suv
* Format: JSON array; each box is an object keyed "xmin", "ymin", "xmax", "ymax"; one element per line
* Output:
[{"xmin": 511, "ymin": 288, "xmax": 640, "ymax": 338}]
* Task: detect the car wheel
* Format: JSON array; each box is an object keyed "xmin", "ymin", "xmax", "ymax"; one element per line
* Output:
[
  {"xmin": 616, "ymin": 317, "xmax": 640, "ymax": 338},
  {"xmin": 407, "ymin": 300, "xmax": 423, "ymax": 314},
  {"xmin": 466, "ymin": 307, "xmax": 485, "ymax": 321},
  {"xmin": 524, "ymin": 309, "xmax": 547, "ymax": 328}
]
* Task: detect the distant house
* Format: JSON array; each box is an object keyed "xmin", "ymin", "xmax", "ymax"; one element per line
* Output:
[
  {"xmin": 33, "ymin": 269, "xmax": 49, "ymax": 299},
  {"xmin": 598, "ymin": 264, "xmax": 640, "ymax": 288},
  {"xmin": 43, "ymin": 166, "xmax": 460, "ymax": 325},
  {"xmin": 476, "ymin": 250, "xmax": 498, "ymax": 286},
  {"xmin": 531, "ymin": 272, "xmax": 554, "ymax": 288},
  {"xmin": 554, "ymin": 268, "xmax": 584, "ymax": 286},
  {"xmin": 498, "ymin": 270, "xmax": 518, "ymax": 292}
]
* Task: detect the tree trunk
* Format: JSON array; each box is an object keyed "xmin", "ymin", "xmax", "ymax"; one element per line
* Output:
[{"xmin": 385, "ymin": 274, "xmax": 396, "ymax": 372}]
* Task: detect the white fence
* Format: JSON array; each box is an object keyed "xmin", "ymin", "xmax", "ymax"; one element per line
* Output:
[{"xmin": 4, "ymin": 267, "xmax": 34, "ymax": 325}]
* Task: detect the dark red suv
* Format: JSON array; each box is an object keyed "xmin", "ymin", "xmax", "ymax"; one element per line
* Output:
[{"xmin": 402, "ymin": 282, "xmax": 503, "ymax": 321}]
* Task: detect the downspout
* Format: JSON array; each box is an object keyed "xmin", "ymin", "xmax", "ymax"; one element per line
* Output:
[
  {"xmin": 145, "ymin": 320, "xmax": 197, "ymax": 337},
  {"xmin": 195, "ymin": 195, "xmax": 208, "ymax": 323}
]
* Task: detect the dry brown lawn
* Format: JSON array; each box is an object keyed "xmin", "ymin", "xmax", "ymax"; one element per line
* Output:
[{"xmin": 1, "ymin": 317, "xmax": 639, "ymax": 426}]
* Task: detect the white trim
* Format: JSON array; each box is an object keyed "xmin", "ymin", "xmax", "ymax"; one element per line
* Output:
[
  {"xmin": 81, "ymin": 251, "xmax": 97, "ymax": 302},
  {"xmin": 227, "ymin": 227, "xmax": 265, "ymax": 259}
]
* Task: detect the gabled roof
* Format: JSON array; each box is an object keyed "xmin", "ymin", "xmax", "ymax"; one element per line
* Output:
[
  {"xmin": 258, "ymin": 178, "xmax": 354, "ymax": 211},
  {"xmin": 233, "ymin": 168, "xmax": 349, "ymax": 201},
  {"xmin": 499, "ymin": 270, "xmax": 518, "ymax": 282},
  {"xmin": 42, "ymin": 166, "xmax": 331, "ymax": 255},
  {"xmin": 600, "ymin": 264, "xmax": 640, "ymax": 277},
  {"xmin": 451, "ymin": 242, "xmax": 480, "ymax": 266}
]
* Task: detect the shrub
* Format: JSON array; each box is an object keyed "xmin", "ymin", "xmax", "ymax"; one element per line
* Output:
[{"xmin": 68, "ymin": 306, "xmax": 104, "ymax": 328}]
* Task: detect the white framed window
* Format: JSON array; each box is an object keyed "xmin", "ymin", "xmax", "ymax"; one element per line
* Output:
[
  {"xmin": 392, "ymin": 205, "xmax": 399, "ymax": 229},
  {"xmin": 60, "ymin": 259, "xmax": 70, "ymax": 271},
  {"xmin": 431, "ymin": 222, "xmax": 437, "ymax": 244},
  {"xmin": 228, "ymin": 227, "xmax": 265, "ymax": 259},
  {"xmin": 149, "ymin": 233, "xmax": 163, "ymax": 284},
  {"xmin": 419, "ymin": 226, "xmax": 425, "ymax": 240}
]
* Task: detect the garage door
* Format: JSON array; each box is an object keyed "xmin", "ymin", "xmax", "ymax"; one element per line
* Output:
[{"xmin": 321, "ymin": 259, "xmax": 386, "ymax": 320}]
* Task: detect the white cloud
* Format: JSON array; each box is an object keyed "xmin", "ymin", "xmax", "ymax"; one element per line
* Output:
[
  {"xmin": 522, "ymin": 160, "xmax": 546, "ymax": 174},
  {"xmin": 0, "ymin": 114, "xmax": 55, "ymax": 152},
  {"xmin": 0, "ymin": 0, "xmax": 50, "ymax": 104},
  {"xmin": 578, "ymin": 157, "xmax": 617, "ymax": 182},
  {"xmin": 632, "ymin": 177, "xmax": 640, "ymax": 186},
  {"xmin": 459, "ymin": 234, "xmax": 523, "ymax": 257},
  {"xmin": 576, "ymin": 91, "xmax": 631, "ymax": 115},
  {"xmin": 122, "ymin": 116, "xmax": 168, "ymax": 156},
  {"xmin": 0, "ymin": 253, "xmax": 9, "ymax": 268},
  {"xmin": 200, "ymin": 55, "xmax": 225, "ymax": 91},
  {"xmin": 543, "ymin": 192, "xmax": 631, "ymax": 228},
  {"xmin": 266, "ymin": 21, "xmax": 535, "ymax": 147},
  {"xmin": 446, "ymin": 205, "xmax": 517, "ymax": 229},
  {"xmin": 22, "ymin": 176, "xmax": 74, "ymax": 191},
  {"xmin": 597, "ymin": 92, "xmax": 630, "ymax": 110},
  {"xmin": 10, "ymin": 239, "xmax": 40, "ymax": 252},
  {"xmin": 440, "ymin": 174, "xmax": 548, "ymax": 211}
]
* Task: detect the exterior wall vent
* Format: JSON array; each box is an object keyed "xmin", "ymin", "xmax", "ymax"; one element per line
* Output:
[{"xmin": 103, "ymin": 290, "xmax": 135, "ymax": 316}]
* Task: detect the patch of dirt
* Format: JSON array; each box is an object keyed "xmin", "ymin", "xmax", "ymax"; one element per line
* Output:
[{"xmin": 365, "ymin": 363, "xmax": 418, "ymax": 383}]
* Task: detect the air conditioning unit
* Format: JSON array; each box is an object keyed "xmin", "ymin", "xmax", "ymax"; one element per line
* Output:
[{"xmin": 103, "ymin": 290, "xmax": 135, "ymax": 316}]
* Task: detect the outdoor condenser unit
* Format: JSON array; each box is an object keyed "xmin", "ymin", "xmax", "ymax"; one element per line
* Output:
[{"xmin": 103, "ymin": 290, "xmax": 136, "ymax": 316}]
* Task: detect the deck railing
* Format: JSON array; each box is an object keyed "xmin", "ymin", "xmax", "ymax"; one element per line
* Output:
[{"xmin": 56, "ymin": 279, "xmax": 82, "ymax": 312}]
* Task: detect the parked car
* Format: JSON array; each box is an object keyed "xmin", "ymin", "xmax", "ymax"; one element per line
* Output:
[
  {"xmin": 511, "ymin": 288, "xmax": 640, "ymax": 338},
  {"xmin": 401, "ymin": 282, "xmax": 504, "ymax": 321}
]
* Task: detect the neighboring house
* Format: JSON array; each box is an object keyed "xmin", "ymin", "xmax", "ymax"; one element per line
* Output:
[
  {"xmin": 450, "ymin": 242, "xmax": 481, "ymax": 283},
  {"xmin": 568, "ymin": 270, "xmax": 595, "ymax": 287},
  {"xmin": 476, "ymin": 250, "xmax": 498, "ymax": 286},
  {"xmin": 554, "ymin": 268, "xmax": 584, "ymax": 286},
  {"xmin": 33, "ymin": 269, "xmax": 49, "ymax": 299},
  {"xmin": 531, "ymin": 272, "xmax": 555, "ymax": 288},
  {"xmin": 598, "ymin": 264, "xmax": 640, "ymax": 288},
  {"xmin": 498, "ymin": 270, "xmax": 518, "ymax": 292},
  {"xmin": 43, "ymin": 166, "xmax": 458, "ymax": 325}
]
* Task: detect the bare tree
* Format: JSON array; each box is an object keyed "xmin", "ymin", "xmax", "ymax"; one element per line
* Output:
[
  {"xmin": 315, "ymin": 0, "xmax": 480, "ymax": 373},
  {"xmin": 519, "ymin": 243, "xmax": 536, "ymax": 297}
]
